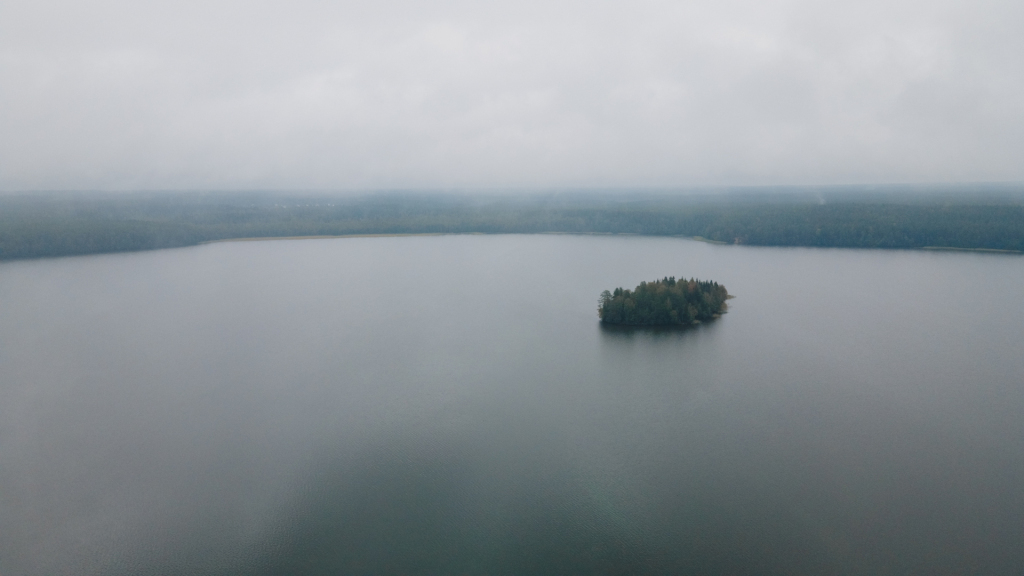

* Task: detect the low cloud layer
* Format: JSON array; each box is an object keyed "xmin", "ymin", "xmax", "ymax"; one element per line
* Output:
[{"xmin": 2, "ymin": 0, "xmax": 1022, "ymax": 190}]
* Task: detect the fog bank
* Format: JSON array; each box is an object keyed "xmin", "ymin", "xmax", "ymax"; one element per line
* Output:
[{"xmin": 2, "ymin": 0, "xmax": 1022, "ymax": 190}]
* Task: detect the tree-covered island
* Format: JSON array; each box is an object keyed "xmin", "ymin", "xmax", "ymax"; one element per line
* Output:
[{"xmin": 598, "ymin": 277, "xmax": 729, "ymax": 326}]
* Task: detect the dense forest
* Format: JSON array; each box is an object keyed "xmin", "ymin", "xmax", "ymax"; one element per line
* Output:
[
  {"xmin": 599, "ymin": 277, "xmax": 730, "ymax": 326},
  {"xmin": 1, "ymin": 187, "xmax": 1023, "ymax": 260}
]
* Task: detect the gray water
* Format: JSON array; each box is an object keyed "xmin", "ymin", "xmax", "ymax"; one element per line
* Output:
[{"xmin": 1, "ymin": 235, "xmax": 1022, "ymax": 575}]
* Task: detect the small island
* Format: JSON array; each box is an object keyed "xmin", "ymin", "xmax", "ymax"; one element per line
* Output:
[{"xmin": 598, "ymin": 277, "xmax": 729, "ymax": 326}]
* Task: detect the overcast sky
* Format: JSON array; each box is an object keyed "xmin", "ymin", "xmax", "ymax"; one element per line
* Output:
[{"xmin": 1, "ymin": 0, "xmax": 1022, "ymax": 191}]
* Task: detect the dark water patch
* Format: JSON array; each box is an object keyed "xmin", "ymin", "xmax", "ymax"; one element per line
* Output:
[{"xmin": 245, "ymin": 417, "xmax": 659, "ymax": 576}]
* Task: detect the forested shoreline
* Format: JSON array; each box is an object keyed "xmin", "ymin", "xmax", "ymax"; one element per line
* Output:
[{"xmin": 1, "ymin": 188, "xmax": 1023, "ymax": 260}]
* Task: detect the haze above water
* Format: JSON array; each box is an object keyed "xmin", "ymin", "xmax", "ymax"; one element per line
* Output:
[{"xmin": 1, "ymin": 235, "xmax": 1022, "ymax": 575}]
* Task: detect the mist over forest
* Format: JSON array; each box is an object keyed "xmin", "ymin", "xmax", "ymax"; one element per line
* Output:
[{"xmin": 2, "ymin": 186, "xmax": 1022, "ymax": 260}]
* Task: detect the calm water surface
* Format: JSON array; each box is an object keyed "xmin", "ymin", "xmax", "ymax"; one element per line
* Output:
[{"xmin": 1, "ymin": 235, "xmax": 1023, "ymax": 575}]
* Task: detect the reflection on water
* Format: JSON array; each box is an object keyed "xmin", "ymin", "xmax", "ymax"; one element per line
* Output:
[
  {"xmin": 598, "ymin": 319, "xmax": 716, "ymax": 337},
  {"xmin": 1, "ymin": 235, "xmax": 1023, "ymax": 575},
  {"xmin": 251, "ymin": 426, "xmax": 655, "ymax": 576}
]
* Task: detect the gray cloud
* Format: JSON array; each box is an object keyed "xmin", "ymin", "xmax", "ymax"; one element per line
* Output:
[{"xmin": 1, "ymin": 0, "xmax": 1022, "ymax": 190}]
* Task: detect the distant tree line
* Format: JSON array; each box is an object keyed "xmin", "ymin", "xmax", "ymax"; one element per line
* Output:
[
  {"xmin": 1, "ymin": 190, "xmax": 1023, "ymax": 260},
  {"xmin": 599, "ymin": 277, "xmax": 730, "ymax": 326}
]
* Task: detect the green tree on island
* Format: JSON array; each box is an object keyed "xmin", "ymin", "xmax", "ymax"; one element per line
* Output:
[{"xmin": 598, "ymin": 277, "xmax": 729, "ymax": 326}]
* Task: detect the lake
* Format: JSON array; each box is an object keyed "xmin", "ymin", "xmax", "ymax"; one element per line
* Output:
[{"xmin": 1, "ymin": 235, "xmax": 1022, "ymax": 575}]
